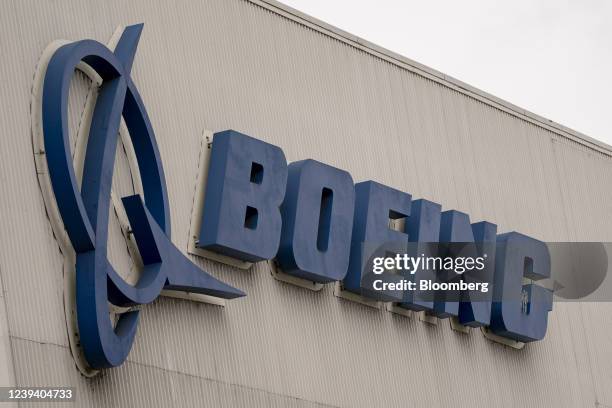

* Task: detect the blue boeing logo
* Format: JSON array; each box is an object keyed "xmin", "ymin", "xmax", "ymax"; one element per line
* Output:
[
  {"xmin": 37, "ymin": 23, "xmax": 553, "ymax": 373},
  {"xmin": 40, "ymin": 24, "xmax": 244, "ymax": 369}
]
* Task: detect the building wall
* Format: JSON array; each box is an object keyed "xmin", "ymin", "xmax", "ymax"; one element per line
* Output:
[{"xmin": 0, "ymin": 0, "xmax": 611, "ymax": 406}]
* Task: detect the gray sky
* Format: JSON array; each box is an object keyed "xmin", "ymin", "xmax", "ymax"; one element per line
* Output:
[{"xmin": 282, "ymin": 0, "xmax": 612, "ymax": 146}]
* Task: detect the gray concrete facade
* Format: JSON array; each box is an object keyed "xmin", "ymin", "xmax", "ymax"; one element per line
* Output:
[{"xmin": 0, "ymin": 0, "xmax": 611, "ymax": 407}]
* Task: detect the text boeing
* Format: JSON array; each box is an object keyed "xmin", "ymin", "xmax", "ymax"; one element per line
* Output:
[{"xmin": 198, "ymin": 131, "xmax": 553, "ymax": 344}]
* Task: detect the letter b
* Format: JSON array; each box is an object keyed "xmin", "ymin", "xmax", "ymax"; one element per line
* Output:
[{"xmin": 198, "ymin": 130, "xmax": 287, "ymax": 262}]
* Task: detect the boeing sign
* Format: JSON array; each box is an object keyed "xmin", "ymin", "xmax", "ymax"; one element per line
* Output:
[
  {"xmin": 198, "ymin": 131, "xmax": 553, "ymax": 343},
  {"xmin": 34, "ymin": 24, "xmax": 553, "ymax": 373}
]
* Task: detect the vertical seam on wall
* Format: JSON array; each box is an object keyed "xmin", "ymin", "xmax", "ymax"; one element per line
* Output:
[
  {"xmin": 549, "ymin": 139, "xmax": 574, "ymax": 239},
  {"xmin": 186, "ymin": 133, "xmax": 206, "ymax": 251},
  {"xmin": 577, "ymin": 303, "xmax": 602, "ymax": 406},
  {"xmin": 0, "ymin": 265, "xmax": 18, "ymax": 387}
]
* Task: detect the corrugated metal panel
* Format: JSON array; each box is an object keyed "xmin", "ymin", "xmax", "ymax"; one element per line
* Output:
[
  {"xmin": 0, "ymin": 266, "xmax": 16, "ymax": 396},
  {"xmin": 0, "ymin": 0, "xmax": 611, "ymax": 407}
]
